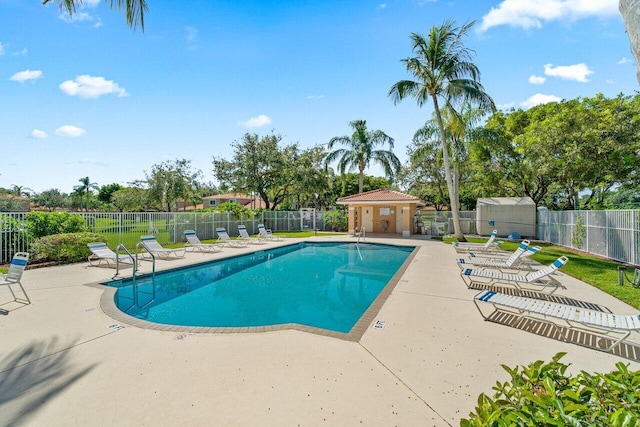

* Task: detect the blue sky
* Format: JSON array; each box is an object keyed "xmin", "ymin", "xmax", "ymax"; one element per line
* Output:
[{"xmin": 0, "ymin": 0, "xmax": 635, "ymax": 194}]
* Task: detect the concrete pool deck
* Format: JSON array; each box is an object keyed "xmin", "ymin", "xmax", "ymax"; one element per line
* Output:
[{"xmin": 1, "ymin": 235, "xmax": 639, "ymax": 426}]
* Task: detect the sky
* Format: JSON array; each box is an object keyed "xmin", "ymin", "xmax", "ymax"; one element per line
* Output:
[{"xmin": 0, "ymin": 0, "xmax": 636, "ymax": 194}]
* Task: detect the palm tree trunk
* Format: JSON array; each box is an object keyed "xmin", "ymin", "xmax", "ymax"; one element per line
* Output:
[
  {"xmin": 431, "ymin": 96, "xmax": 466, "ymax": 241},
  {"xmin": 358, "ymin": 166, "xmax": 365, "ymax": 193}
]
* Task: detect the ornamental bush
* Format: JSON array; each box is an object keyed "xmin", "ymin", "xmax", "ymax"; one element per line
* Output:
[
  {"xmin": 461, "ymin": 352, "xmax": 640, "ymax": 427},
  {"xmin": 31, "ymin": 232, "xmax": 104, "ymax": 264},
  {"xmin": 25, "ymin": 211, "xmax": 88, "ymax": 238}
]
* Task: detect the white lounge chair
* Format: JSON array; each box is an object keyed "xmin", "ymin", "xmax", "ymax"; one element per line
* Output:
[
  {"xmin": 460, "ymin": 256, "xmax": 569, "ymax": 294},
  {"xmin": 0, "ymin": 252, "xmax": 30, "ymax": 305},
  {"xmin": 139, "ymin": 236, "xmax": 186, "ymax": 259},
  {"xmin": 474, "ymin": 290, "xmax": 640, "ymax": 351},
  {"xmin": 237, "ymin": 225, "xmax": 266, "ymax": 244},
  {"xmin": 184, "ymin": 230, "xmax": 222, "ymax": 253},
  {"xmin": 87, "ymin": 242, "xmax": 136, "ymax": 267},
  {"xmin": 216, "ymin": 227, "xmax": 248, "ymax": 247},
  {"xmin": 457, "ymin": 240, "xmax": 531, "ymax": 270},
  {"xmin": 453, "ymin": 230, "xmax": 503, "ymax": 253},
  {"xmin": 258, "ymin": 224, "xmax": 283, "ymax": 241}
]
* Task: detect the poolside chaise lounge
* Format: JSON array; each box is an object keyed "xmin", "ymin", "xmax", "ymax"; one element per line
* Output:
[
  {"xmin": 456, "ymin": 240, "xmax": 534, "ymax": 270},
  {"xmin": 237, "ymin": 225, "xmax": 266, "ymax": 244},
  {"xmin": 460, "ymin": 256, "xmax": 569, "ymax": 294},
  {"xmin": 139, "ymin": 236, "xmax": 186, "ymax": 259},
  {"xmin": 183, "ymin": 230, "xmax": 222, "ymax": 253},
  {"xmin": 216, "ymin": 227, "xmax": 249, "ymax": 247},
  {"xmin": 474, "ymin": 289, "xmax": 640, "ymax": 351},
  {"xmin": 453, "ymin": 230, "xmax": 503, "ymax": 253},
  {"xmin": 87, "ymin": 242, "xmax": 137, "ymax": 267},
  {"xmin": 0, "ymin": 252, "xmax": 30, "ymax": 305},
  {"xmin": 258, "ymin": 224, "xmax": 283, "ymax": 241}
]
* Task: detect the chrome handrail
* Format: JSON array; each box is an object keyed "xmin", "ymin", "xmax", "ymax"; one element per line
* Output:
[{"xmin": 113, "ymin": 244, "xmax": 136, "ymax": 280}]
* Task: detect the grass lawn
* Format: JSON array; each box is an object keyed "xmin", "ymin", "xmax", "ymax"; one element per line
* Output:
[{"xmin": 445, "ymin": 236, "xmax": 640, "ymax": 309}]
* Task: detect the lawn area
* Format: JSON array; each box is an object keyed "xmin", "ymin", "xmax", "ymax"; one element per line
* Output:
[{"xmin": 445, "ymin": 236, "xmax": 640, "ymax": 310}]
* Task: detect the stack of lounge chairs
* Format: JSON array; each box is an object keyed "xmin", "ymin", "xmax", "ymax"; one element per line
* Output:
[{"xmin": 452, "ymin": 230, "xmax": 640, "ymax": 354}]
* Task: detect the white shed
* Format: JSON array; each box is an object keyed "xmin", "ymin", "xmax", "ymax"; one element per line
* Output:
[{"xmin": 476, "ymin": 197, "xmax": 536, "ymax": 238}]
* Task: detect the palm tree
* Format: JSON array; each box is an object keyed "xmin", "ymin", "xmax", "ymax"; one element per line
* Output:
[
  {"xmin": 42, "ymin": 0, "xmax": 147, "ymax": 30},
  {"xmin": 389, "ymin": 20, "xmax": 495, "ymax": 241},
  {"xmin": 10, "ymin": 185, "xmax": 33, "ymax": 197},
  {"xmin": 324, "ymin": 120, "xmax": 401, "ymax": 194},
  {"xmin": 74, "ymin": 177, "xmax": 99, "ymax": 212}
]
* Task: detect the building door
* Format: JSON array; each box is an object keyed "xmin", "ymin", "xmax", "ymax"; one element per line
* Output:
[
  {"xmin": 396, "ymin": 206, "xmax": 404, "ymax": 234},
  {"xmin": 362, "ymin": 206, "xmax": 373, "ymax": 233}
]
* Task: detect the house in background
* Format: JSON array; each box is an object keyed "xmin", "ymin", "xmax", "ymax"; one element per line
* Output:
[
  {"xmin": 178, "ymin": 193, "xmax": 266, "ymax": 211},
  {"xmin": 337, "ymin": 188, "xmax": 425, "ymax": 237}
]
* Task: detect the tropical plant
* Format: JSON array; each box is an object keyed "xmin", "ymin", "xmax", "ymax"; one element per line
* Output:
[
  {"xmin": 24, "ymin": 211, "xmax": 88, "ymax": 238},
  {"xmin": 42, "ymin": 0, "xmax": 147, "ymax": 30},
  {"xmin": 31, "ymin": 232, "xmax": 105, "ymax": 264},
  {"xmin": 389, "ymin": 20, "xmax": 495, "ymax": 240},
  {"xmin": 10, "ymin": 185, "xmax": 33, "ymax": 197},
  {"xmin": 461, "ymin": 352, "xmax": 640, "ymax": 426},
  {"xmin": 216, "ymin": 201, "xmax": 253, "ymax": 219},
  {"xmin": 324, "ymin": 120, "xmax": 400, "ymax": 194},
  {"xmin": 74, "ymin": 177, "xmax": 99, "ymax": 212}
]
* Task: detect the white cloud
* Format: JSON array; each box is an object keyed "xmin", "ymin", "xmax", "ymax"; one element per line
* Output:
[
  {"xmin": 0, "ymin": 42, "xmax": 5, "ymax": 56},
  {"xmin": 528, "ymin": 75, "xmax": 546, "ymax": 84},
  {"xmin": 606, "ymin": 79, "xmax": 615, "ymax": 84},
  {"xmin": 12, "ymin": 48, "xmax": 28, "ymax": 56},
  {"xmin": 93, "ymin": 18, "xmax": 103, "ymax": 29},
  {"xmin": 79, "ymin": 158, "xmax": 108, "ymax": 166},
  {"xmin": 544, "ymin": 63, "xmax": 593, "ymax": 82},
  {"xmin": 9, "ymin": 69, "xmax": 43, "ymax": 83},
  {"xmin": 307, "ymin": 94, "xmax": 325, "ymax": 99},
  {"xmin": 497, "ymin": 102, "xmax": 515, "ymax": 110},
  {"xmin": 479, "ymin": 0, "xmax": 618, "ymax": 32},
  {"xmin": 59, "ymin": 11, "xmax": 94, "ymax": 23},
  {"xmin": 55, "ymin": 125, "xmax": 86, "ymax": 137},
  {"xmin": 238, "ymin": 114, "xmax": 272, "ymax": 128},
  {"xmin": 378, "ymin": 3, "xmax": 387, "ymax": 9},
  {"xmin": 618, "ymin": 57, "xmax": 632, "ymax": 65},
  {"xmin": 30, "ymin": 129, "xmax": 48, "ymax": 139},
  {"xmin": 84, "ymin": 0, "xmax": 101, "ymax": 7},
  {"xmin": 59, "ymin": 75, "xmax": 129, "ymax": 98},
  {"xmin": 520, "ymin": 93, "xmax": 561, "ymax": 109},
  {"xmin": 185, "ymin": 26, "xmax": 198, "ymax": 43}
]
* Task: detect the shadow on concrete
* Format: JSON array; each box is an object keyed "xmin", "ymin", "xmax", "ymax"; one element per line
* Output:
[{"xmin": 0, "ymin": 336, "xmax": 97, "ymax": 426}]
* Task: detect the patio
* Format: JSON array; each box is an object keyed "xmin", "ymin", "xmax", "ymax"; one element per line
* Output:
[{"xmin": 1, "ymin": 236, "xmax": 638, "ymax": 426}]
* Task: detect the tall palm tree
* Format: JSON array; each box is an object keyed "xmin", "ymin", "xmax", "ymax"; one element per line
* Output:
[
  {"xmin": 324, "ymin": 120, "xmax": 401, "ymax": 194},
  {"xmin": 74, "ymin": 177, "xmax": 99, "ymax": 212},
  {"xmin": 43, "ymin": 0, "xmax": 147, "ymax": 30},
  {"xmin": 388, "ymin": 19, "xmax": 495, "ymax": 241}
]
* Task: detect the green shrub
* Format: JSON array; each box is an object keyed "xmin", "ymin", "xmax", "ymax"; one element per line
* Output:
[
  {"xmin": 323, "ymin": 209, "xmax": 347, "ymax": 231},
  {"xmin": 461, "ymin": 352, "xmax": 640, "ymax": 426},
  {"xmin": 31, "ymin": 232, "xmax": 104, "ymax": 264},
  {"xmin": 217, "ymin": 202, "xmax": 253, "ymax": 219},
  {"xmin": 0, "ymin": 214, "xmax": 30, "ymax": 253},
  {"xmin": 25, "ymin": 211, "xmax": 88, "ymax": 238}
]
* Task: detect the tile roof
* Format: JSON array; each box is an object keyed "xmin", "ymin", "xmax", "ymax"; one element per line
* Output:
[{"xmin": 337, "ymin": 188, "xmax": 423, "ymax": 203}]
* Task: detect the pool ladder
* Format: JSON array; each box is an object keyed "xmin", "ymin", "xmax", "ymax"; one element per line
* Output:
[
  {"xmin": 355, "ymin": 226, "xmax": 365, "ymax": 260},
  {"xmin": 113, "ymin": 243, "xmax": 157, "ymax": 313}
]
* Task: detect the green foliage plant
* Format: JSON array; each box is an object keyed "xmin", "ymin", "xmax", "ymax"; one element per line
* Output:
[
  {"xmin": 571, "ymin": 215, "xmax": 586, "ymax": 249},
  {"xmin": 31, "ymin": 232, "xmax": 105, "ymax": 264},
  {"xmin": 216, "ymin": 202, "xmax": 252, "ymax": 219},
  {"xmin": 461, "ymin": 352, "xmax": 640, "ymax": 427},
  {"xmin": 25, "ymin": 212, "xmax": 88, "ymax": 238},
  {"xmin": 322, "ymin": 209, "xmax": 347, "ymax": 231}
]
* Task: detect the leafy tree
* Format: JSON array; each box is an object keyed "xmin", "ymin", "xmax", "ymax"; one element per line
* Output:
[
  {"xmin": 0, "ymin": 195, "xmax": 27, "ymax": 212},
  {"xmin": 97, "ymin": 183, "xmax": 123, "ymax": 203},
  {"xmin": 603, "ymin": 184, "xmax": 640, "ymax": 209},
  {"xmin": 324, "ymin": 119, "xmax": 400, "ymax": 194},
  {"xmin": 74, "ymin": 177, "xmax": 99, "ymax": 212},
  {"xmin": 216, "ymin": 201, "xmax": 252, "ymax": 219},
  {"xmin": 10, "ymin": 185, "xmax": 33, "ymax": 197},
  {"xmin": 43, "ymin": 0, "xmax": 147, "ymax": 30},
  {"xmin": 389, "ymin": 20, "xmax": 495, "ymax": 240},
  {"xmin": 145, "ymin": 159, "xmax": 202, "ymax": 212},
  {"xmin": 33, "ymin": 189, "xmax": 68, "ymax": 211},
  {"xmin": 212, "ymin": 133, "xmax": 321, "ymax": 210},
  {"xmin": 111, "ymin": 187, "xmax": 149, "ymax": 212},
  {"xmin": 331, "ymin": 173, "xmax": 390, "ymax": 200}
]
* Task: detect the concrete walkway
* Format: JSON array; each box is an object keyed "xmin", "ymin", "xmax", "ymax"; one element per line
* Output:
[{"xmin": 1, "ymin": 236, "xmax": 638, "ymax": 426}]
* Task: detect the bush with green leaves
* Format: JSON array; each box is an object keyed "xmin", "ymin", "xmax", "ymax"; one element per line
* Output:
[
  {"xmin": 216, "ymin": 202, "xmax": 253, "ymax": 219},
  {"xmin": 31, "ymin": 232, "xmax": 104, "ymax": 264},
  {"xmin": 25, "ymin": 211, "xmax": 88, "ymax": 238},
  {"xmin": 323, "ymin": 209, "xmax": 347, "ymax": 231},
  {"xmin": 461, "ymin": 352, "xmax": 640, "ymax": 427}
]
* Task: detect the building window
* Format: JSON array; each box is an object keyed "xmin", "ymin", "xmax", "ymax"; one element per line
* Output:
[{"xmin": 209, "ymin": 199, "xmax": 217, "ymax": 206}]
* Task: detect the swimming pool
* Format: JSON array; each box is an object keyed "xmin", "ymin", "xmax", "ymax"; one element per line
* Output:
[{"xmin": 106, "ymin": 242, "xmax": 415, "ymax": 335}]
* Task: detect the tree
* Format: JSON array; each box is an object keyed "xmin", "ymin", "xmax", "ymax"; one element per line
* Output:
[
  {"xmin": 97, "ymin": 183, "xmax": 123, "ymax": 204},
  {"xmin": 324, "ymin": 120, "xmax": 400, "ymax": 194},
  {"xmin": 389, "ymin": 20, "xmax": 495, "ymax": 240},
  {"xmin": 33, "ymin": 189, "xmax": 68, "ymax": 211},
  {"xmin": 212, "ymin": 133, "xmax": 322, "ymax": 210},
  {"xmin": 331, "ymin": 173, "xmax": 390, "ymax": 200},
  {"xmin": 111, "ymin": 187, "xmax": 148, "ymax": 212},
  {"xmin": 74, "ymin": 177, "xmax": 99, "ymax": 212},
  {"xmin": 145, "ymin": 159, "xmax": 203, "ymax": 212},
  {"xmin": 43, "ymin": 0, "xmax": 147, "ymax": 31},
  {"xmin": 10, "ymin": 185, "xmax": 33, "ymax": 197}
]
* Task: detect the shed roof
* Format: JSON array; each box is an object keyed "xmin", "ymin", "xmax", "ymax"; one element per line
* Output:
[
  {"xmin": 476, "ymin": 197, "xmax": 535, "ymax": 206},
  {"xmin": 337, "ymin": 188, "xmax": 424, "ymax": 204}
]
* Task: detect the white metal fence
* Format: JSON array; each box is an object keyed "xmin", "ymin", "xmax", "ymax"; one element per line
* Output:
[
  {"xmin": 0, "ymin": 210, "xmax": 331, "ymax": 263},
  {"xmin": 537, "ymin": 209, "xmax": 639, "ymax": 266}
]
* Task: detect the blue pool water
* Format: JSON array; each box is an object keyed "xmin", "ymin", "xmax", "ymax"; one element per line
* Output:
[{"xmin": 108, "ymin": 242, "xmax": 414, "ymax": 333}]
